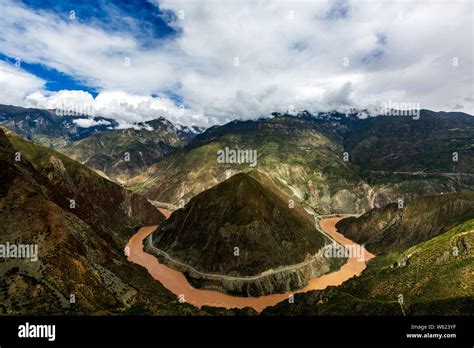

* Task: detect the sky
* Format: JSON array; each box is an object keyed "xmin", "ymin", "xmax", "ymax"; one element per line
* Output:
[{"xmin": 0, "ymin": 0, "xmax": 472, "ymax": 127}]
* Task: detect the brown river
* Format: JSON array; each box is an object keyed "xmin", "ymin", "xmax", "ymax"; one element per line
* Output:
[{"xmin": 126, "ymin": 214, "xmax": 374, "ymax": 313}]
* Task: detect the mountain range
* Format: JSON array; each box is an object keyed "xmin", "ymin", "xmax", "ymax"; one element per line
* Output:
[
  {"xmin": 0, "ymin": 104, "xmax": 203, "ymax": 182},
  {"xmin": 1, "ymin": 103, "xmax": 472, "ymax": 316},
  {"xmin": 128, "ymin": 109, "xmax": 473, "ymax": 214},
  {"xmin": 0, "ymin": 104, "xmax": 119, "ymax": 148},
  {"xmin": 61, "ymin": 117, "xmax": 201, "ymax": 182},
  {"xmin": 0, "ymin": 126, "xmax": 243, "ymax": 315}
]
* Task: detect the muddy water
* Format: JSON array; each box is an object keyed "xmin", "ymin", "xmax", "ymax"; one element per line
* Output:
[
  {"xmin": 126, "ymin": 216, "xmax": 374, "ymax": 313},
  {"xmin": 157, "ymin": 207, "xmax": 172, "ymax": 219}
]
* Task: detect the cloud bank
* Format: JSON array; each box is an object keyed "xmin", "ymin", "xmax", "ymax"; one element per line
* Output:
[{"xmin": 0, "ymin": 0, "xmax": 472, "ymax": 126}]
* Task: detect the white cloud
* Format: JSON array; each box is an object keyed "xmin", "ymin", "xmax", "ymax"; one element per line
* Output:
[
  {"xmin": 0, "ymin": 0, "xmax": 472, "ymax": 125},
  {"xmin": 72, "ymin": 118, "xmax": 111, "ymax": 128},
  {"xmin": 26, "ymin": 90, "xmax": 95, "ymax": 110},
  {"xmin": 24, "ymin": 89, "xmax": 206, "ymax": 127},
  {"xmin": 0, "ymin": 61, "xmax": 45, "ymax": 105}
]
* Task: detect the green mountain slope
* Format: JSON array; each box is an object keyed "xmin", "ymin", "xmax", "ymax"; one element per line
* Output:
[
  {"xmin": 344, "ymin": 111, "xmax": 474, "ymax": 173},
  {"xmin": 263, "ymin": 216, "xmax": 474, "ymax": 315},
  {"xmin": 60, "ymin": 118, "xmax": 196, "ymax": 183},
  {"xmin": 336, "ymin": 192, "xmax": 474, "ymax": 253},
  {"xmin": 130, "ymin": 110, "xmax": 474, "ymax": 215},
  {"xmin": 132, "ymin": 115, "xmax": 372, "ymax": 214},
  {"xmin": 341, "ymin": 111, "xmax": 474, "ymax": 207}
]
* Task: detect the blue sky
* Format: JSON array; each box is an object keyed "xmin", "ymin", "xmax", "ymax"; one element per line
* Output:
[
  {"xmin": 21, "ymin": 0, "xmax": 177, "ymax": 44},
  {"xmin": 0, "ymin": 52, "xmax": 99, "ymax": 95},
  {"xmin": 0, "ymin": 0, "xmax": 472, "ymax": 126},
  {"xmin": 1, "ymin": 0, "xmax": 177, "ymax": 96}
]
